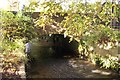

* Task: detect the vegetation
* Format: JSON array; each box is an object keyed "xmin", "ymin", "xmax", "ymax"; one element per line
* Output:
[
  {"xmin": 33, "ymin": 1, "xmax": 120, "ymax": 71},
  {"xmin": 0, "ymin": 0, "xmax": 120, "ymax": 78},
  {"xmin": 0, "ymin": 11, "xmax": 35, "ymax": 78}
]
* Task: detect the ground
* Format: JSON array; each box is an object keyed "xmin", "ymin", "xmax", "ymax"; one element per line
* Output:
[{"xmin": 26, "ymin": 57, "xmax": 119, "ymax": 79}]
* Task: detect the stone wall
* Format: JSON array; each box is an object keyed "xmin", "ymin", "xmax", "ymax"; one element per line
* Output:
[{"xmin": 94, "ymin": 44, "xmax": 120, "ymax": 59}]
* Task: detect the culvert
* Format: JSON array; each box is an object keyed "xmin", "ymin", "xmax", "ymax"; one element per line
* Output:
[
  {"xmin": 25, "ymin": 34, "xmax": 119, "ymax": 79},
  {"xmin": 29, "ymin": 34, "xmax": 79, "ymax": 60},
  {"xmin": 25, "ymin": 34, "xmax": 79, "ymax": 78}
]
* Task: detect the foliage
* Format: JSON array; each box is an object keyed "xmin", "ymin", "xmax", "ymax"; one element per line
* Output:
[
  {"xmin": 0, "ymin": 11, "xmax": 35, "ymax": 40},
  {"xmin": 116, "ymin": 4, "xmax": 120, "ymax": 19},
  {"xmin": 32, "ymin": 1, "xmax": 119, "ymax": 70},
  {"xmin": 0, "ymin": 10, "xmax": 34, "ymax": 78},
  {"xmin": 0, "ymin": 0, "xmax": 120, "ymax": 74},
  {"xmin": 34, "ymin": 1, "xmax": 66, "ymax": 35},
  {"xmin": 0, "ymin": 10, "xmax": 36, "ymax": 51},
  {"xmin": 1, "ymin": 51, "xmax": 25, "ymax": 79},
  {"xmin": 90, "ymin": 53, "xmax": 120, "ymax": 71},
  {"xmin": 60, "ymin": 2, "xmax": 119, "ymax": 61}
]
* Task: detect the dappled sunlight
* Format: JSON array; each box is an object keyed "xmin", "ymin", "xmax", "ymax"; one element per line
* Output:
[
  {"xmin": 0, "ymin": 0, "xmax": 119, "ymax": 79},
  {"xmin": 69, "ymin": 58, "xmax": 77, "ymax": 66},
  {"xmin": 12, "ymin": 49, "xmax": 26, "ymax": 61},
  {"xmin": 1, "ymin": 50, "xmax": 26, "ymax": 79},
  {"xmin": 68, "ymin": 58, "xmax": 118, "ymax": 78},
  {"xmin": 18, "ymin": 64, "xmax": 26, "ymax": 78},
  {"xmin": 92, "ymin": 69, "xmax": 111, "ymax": 75},
  {"xmin": 97, "ymin": 41, "xmax": 118, "ymax": 50}
]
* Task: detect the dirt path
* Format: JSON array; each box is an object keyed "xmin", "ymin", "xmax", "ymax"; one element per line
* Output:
[{"xmin": 26, "ymin": 57, "xmax": 119, "ymax": 79}]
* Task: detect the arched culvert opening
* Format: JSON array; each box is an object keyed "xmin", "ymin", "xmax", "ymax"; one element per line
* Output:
[
  {"xmin": 25, "ymin": 34, "xmax": 79, "ymax": 77},
  {"xmin": 29, "ymin": 34, "xmax": 79, "ymax": 61},
  {"xmin": 51, "ymin": 34, "xmax": 79, "ymax": 58}
]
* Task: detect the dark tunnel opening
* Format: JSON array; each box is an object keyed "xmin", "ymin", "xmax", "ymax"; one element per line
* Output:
[
  {"xmin": 28, "ymin": 34, "xmax": 79, "ymax": 61},
  {"xmin": 40, "ymin": 34, "xmax": 79, "ymax": 58},
  {"xmin": 25, "ymin": 34, "xmax": 80, "ymax": 78}
]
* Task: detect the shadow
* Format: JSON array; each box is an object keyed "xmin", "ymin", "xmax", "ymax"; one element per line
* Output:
[
  {"xmin": 25, "ymin": 34, "xmax": 80, "ymax": 78},
  {"xmin": 2, "ymin": 72, "xmax": 22, "ymax": 80},
  {"xmin": 25, "ymin": 34, "xmax": 119, "ymax": 79},
  {"xmin": 25, "ymin": 58, "xmax": 119, "ymax": 79},
  {"xmin": 39, "ymin": 34, "xmax": 79, "ymax": 58},
  {"xmin": 29, "ymin": 34, "xmax": 79, "ymax": 61}
]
